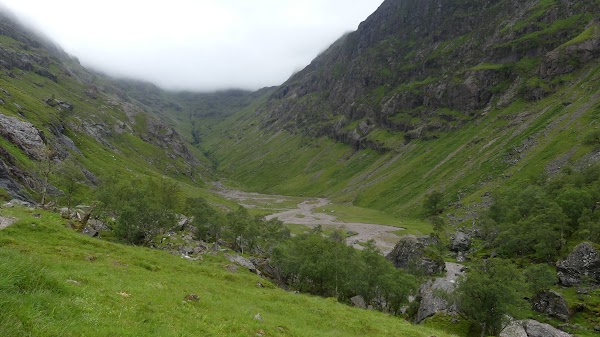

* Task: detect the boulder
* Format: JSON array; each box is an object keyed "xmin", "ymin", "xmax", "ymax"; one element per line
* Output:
[
  {"xmin": 500, "ymin": 319, "xmax": 572, "ymax": 337},
  {"xmin": 556, "ymin": 242, "xmax": 600, "ymax": 286},
  {"xmin": 226, "ymin": 254, "xmax": 258, "ymax": 274},
  {"xmin": 81, "ymin": 226, "xmax": 98, "ymax": 237},
  {"xmin": 500, "ymin": 320, "xmax": 528, "ymax": 337},
  {"xmin": 532, "ymin": 290, "xmax": 571, "ymax": 321},
  {"xmin": 451, "ymin": 231, "xmax": 471, "ymax": 252},
  {"xmin": 0, "ymin": 113, "xmax": 46, "ymax": 160},
  {"xmin": 416, "ymin": 262, "xmax": 464, "ymax": 323},
  {"xmin": 350, "ymin": 295, "xmax": 367, "ymax": 309},
  {"xmin": 522, "ymin": 319, "xmax": 571, "ymax": 337},
  {"xmin": 386, "ymin": 235, "xmax": 445, "ymax": 276}
]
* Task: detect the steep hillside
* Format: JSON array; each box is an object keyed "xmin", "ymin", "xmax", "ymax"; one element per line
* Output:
[
  {"xmin": 199, "ymin": 0, "xmax": 600, "ymax": 220},
  {"xmin": 0, "ymin": 11, "xmax": 209, "ymax": 203},
  {"xmin": 264, "ymin": 0, "xmax": 600, "ymax": 151}
]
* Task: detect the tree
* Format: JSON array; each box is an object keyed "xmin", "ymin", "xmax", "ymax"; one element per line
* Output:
[
  {"xmin": 35, "ymin": 146, "xmax": 56, "ymax": 206},
  {"xmin": 96, "ymin": 177, "xmax": 181, "ymax": 245},
  {"xmin": 57, "ymin": 157, "xmax": 86, "ymax": 211},
  {"xmin": 455, "ymin": 259, "xmax": 527, "ymax": 337},
  {"xmin": 185, "ymin": 197, "xmax": 223, "ymax": 243},
  {"xmin": 523, "ymin": 264, "xmax": 557, "ymax": 296},
  {"xmin": 423, "ymin": 191, "xmax": 445, "ymax": 215}
]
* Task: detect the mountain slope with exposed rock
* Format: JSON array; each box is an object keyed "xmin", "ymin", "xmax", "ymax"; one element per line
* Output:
[{"xmin": 0, "ymin": 10, "xmax": 208, "ymax": 202}]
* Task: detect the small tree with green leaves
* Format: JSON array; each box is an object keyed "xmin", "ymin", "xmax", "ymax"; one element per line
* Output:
[
  {"xmin": 423, "ymin": 191, "xmax": 445, "ymax": 216},
  {"xmin": 455, "ymin": 259, "xmax": 527, "ymax": 337}
]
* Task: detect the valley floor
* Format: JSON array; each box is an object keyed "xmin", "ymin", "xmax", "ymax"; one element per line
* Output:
[{"xmin": 212, "ymin": 183, "xmax": 403, "ymax": 254}]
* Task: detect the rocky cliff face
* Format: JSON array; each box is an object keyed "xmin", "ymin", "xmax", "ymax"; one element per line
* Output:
[{"xmin": 261, "ymin": 0, "xmax": 600, "ymax": 151}]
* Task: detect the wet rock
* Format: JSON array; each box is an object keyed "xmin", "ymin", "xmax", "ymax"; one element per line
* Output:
[
  {"xmin": 557, "ymin": 242, "xmax": 600, "ymax": 286},
  {"xmin": 532, "ymin": 290, "xmax": 572, "ymax": 321},
  {"xmin": 386, "ymin": 235, "xmax": 445, "ymax": 275},
  {"xmin": 0, "ymin": 113, "xmax": 46, "ymax": 160}
]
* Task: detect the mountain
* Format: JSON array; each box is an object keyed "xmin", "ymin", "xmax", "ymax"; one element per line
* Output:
[
  {"xmin": 0, "ymin": 10, "xmax": 209, "ymax": 202},
  {"xmin": 197, "ymin": 0, "xmax": 600, "ymax": 219},
  {"xmin": 2, "ymin": 1, "xmax": 600, "ymax": 335},
  {"xmin": 264, "ymin": 0, "xmax": 600, "ymax": 151}
]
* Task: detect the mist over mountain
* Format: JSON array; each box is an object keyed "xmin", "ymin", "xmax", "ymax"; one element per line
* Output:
[{"xmin": 1, "ymin": 1, "xmax": 600, "ymax": 336}]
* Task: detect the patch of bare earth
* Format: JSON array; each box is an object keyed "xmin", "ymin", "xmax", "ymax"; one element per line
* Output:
[{"xmin": 0, "ymin": 216, "xmax": 16, "ymax": 230}]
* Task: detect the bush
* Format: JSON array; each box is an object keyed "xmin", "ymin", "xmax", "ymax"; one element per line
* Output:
[
  {"xmin": 96, "ymin": 177, "xmax": 181, "ymax": 245},
  {"xmin": 423, "ymin": 191, "xmax": 445, "ymax": 215},
  {"xmin": 272, "ymin": 233, "xmax": 417, "ymax": 311}
]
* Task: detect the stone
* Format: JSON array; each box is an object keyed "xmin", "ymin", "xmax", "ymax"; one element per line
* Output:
[
  {"xmin": 0, "ymin": 216, "xmax": 16, "ymax": 230},
  {"xmin": 501, "ymin": 319, "xmax": 572, "ymax": 337},
  {"xmin": 415, "ymin": 262, "xmax": 464, "ymax": 323},
  {"xmin": 522, "ymin": 319, "xmax": 572, "ymax": 337},
  {"xmin": 532, "ymin": 290, "xmax": 572, "ymax": 321},
  {"xmin": 351, "ymin": 295, "xmax": 367, "ymax": 309},
  {"xmin": 451, "ymin": 231, "xmax": 471, "ymax": 252},
  {"xmin": 500, "ymin": 320, "xmax": 528, "ymax": 337},
  {"xmin": 556, "ymin": 242, "xmax": 600, "ymax": 286},
  {"xmin": 386, "ymin": 235, "xmax": 445, "ymax": 276},
  {"xmin": 81, "ymin": 226, "xmax": 98, "ymax": 238},
  {"xmin": 226, "ymin": 254, "xmax": 258, "ymax": 274},
  {"xmin": 184, "ymin": 294, "xmax": 199, "ymax": 302},
  {"xmin": 0, "ymin": 113, "xmax": 46, "ymax": 160}
]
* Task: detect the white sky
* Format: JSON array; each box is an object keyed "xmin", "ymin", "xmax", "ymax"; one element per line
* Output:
[{"xmin": 1, "ymin": 0, "xmax": 384, "ymax": 91}]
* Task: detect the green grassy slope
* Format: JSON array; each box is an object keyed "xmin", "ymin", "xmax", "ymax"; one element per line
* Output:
[{"xmin": 0, "ymin": 206, "xmax": 454, "ymax": 337}]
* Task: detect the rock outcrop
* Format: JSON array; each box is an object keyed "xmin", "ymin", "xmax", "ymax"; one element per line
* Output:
[
  {"xmin": 450, "ymin": 231, "xmax": 471, "ymax": 252},
  {"xmin": 532, "ymin": 290, "xmax": 572, "ymax": 322},
  {"xmin": 0, "ymin": 113, "xmax": 46, "ymax": 160},
  {"xmin": 416, "ymin": 262, "xmax": 464, "ymax": 323},
  {"xmin": 556, "ymin": 242, "xmax": 600, "ymax": 286},
  {"xmin": 386, "ymin": 235, "xmax": 445, "ymax": 276}
]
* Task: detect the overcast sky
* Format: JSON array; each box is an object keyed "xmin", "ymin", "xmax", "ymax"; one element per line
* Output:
[{"xmin": 1, "ymin": 0, "xmax": 384, "ymax": 91}]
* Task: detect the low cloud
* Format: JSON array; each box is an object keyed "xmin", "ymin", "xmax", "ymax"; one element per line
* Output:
[{"xmin": 1, "ymin": 0, "xmax": 384, "ymax": 91}]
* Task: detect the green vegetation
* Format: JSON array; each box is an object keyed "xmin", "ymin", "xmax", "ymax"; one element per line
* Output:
[
  {"xmin": 0, "ymin": 206, "xmax": 454, "ymax": 337},
  {"xmin": 272, "ymin": 231, "xmax": 418, "ymax": 314},
  {"xmin": 486, "ymin": 164, "xmax": 600, "ymax": 260},
  {"xmin": 455, "ymin": 259, "xmax": 527, "ymax": 337}
]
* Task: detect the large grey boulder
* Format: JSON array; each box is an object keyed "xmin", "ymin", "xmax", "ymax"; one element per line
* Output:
[
  {"xmin": 500, "ymin": 320, "xmax": 528, "ymax": 337},
  {"xmin": 500, "ymin": 319, "xmax": 572, "ymax": 337},
  {"xmin": 350, "ymin": 295, "xmax": 367, "ymax": 309},
  {"xmin": 532, "ymin": 290, "xmax": 571, "ymax": 321},
  {"xmin": 0, "ymin": 113, "xmax": 46, "ymax": 160},
  {"xmin": 416, "ymin": 262, "xmax": 464, "ymax": 323},
  {"xmin": 556, "ymin": 242, "xmax": 600, "ymax": 286},
  {"xmin": 523, "ymin": 319, "xmax": 571, "ymax": 337},
  {"xmin": 451, "ymin": 231, "xmax": 471, "ymax": 252},
  {"xmin": 386, "ymin": 235, "xmax": 445, "ymax": 276}
]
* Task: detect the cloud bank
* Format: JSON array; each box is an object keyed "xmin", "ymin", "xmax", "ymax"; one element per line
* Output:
[{"xmin": 1, "ymin": 0, "xmax": 384, "ymax": 91}]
